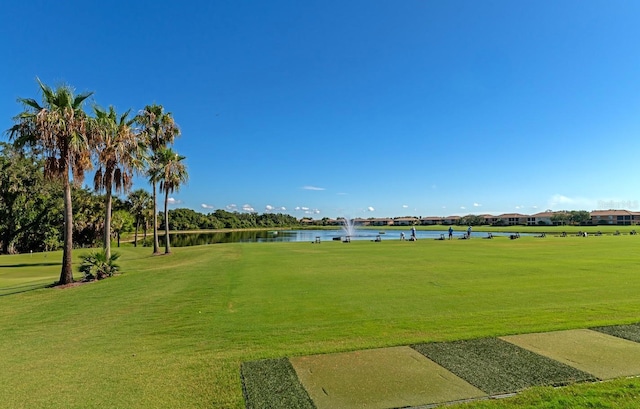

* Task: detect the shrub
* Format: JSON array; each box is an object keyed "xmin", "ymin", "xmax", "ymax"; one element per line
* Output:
[{"xmin": 79, "ymin": 251, "xmax": 121, "ymax": 281}]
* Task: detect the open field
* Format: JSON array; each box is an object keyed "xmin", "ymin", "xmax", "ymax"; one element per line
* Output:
[{"xmin": 2, "ymin": 234, "xmax": 640, "ymax": 408}]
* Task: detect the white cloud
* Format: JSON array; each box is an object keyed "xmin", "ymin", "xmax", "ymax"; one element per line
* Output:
[
  {"xmin": 302, "ymin": 185, "xmax": 325, "ymax": 191},
  {"xmin": 279, "ymin": 206, "xmax": 287, "ymax": 211},
  {"xmin": 548, "ymin": 194, "xmax": 597, "ymax": 209},
  {"xmin": 473, "ymin": 203, "xmax": 482, "ymax": 207},
  {"xmin": 301, "ymin": 206, "xmax": 309, "ymax": 211},
  {"xmin": 201, "ymin": 203, "xmax": 214, "ymax": 209},
  {"xmin": 460, "ymin": 206, "xmax": 466, "ymax": 210},
  {"xmin": 402, "ymin": 204, "xmax": 409, "ymax": 208},
  {"xmin": 265, "ymin": 205, "xmax": 274, "ymax": 211},
  {"xmin": 294, "ymin": 206, "xmax": 301, "ymax": 211},
  {"xmin": 167, "ymin": 197, "xmax": 181, "ymax": 205},
  {"xmin": 226, "ymin": 204, "xmax": 238, "ymax": 211},
  {"xmin": 367, "ymin": 206, "xmax": 375, "ymax": 212},
  {"xmin": 242, "ymin": 204, "xmax": 255, "ymax": 212}
]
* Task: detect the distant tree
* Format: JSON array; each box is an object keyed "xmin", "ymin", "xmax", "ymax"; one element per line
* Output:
[
  {"xmin": 72, "ymin": 186, "xmax": 104, "ymax": 248},
  {"xmin": 111, "ymin": 209, "xmax": 134, "ymax": 247},
  {"xmin": 127, "ymin": 189, "xmax": 152, "ymax": 247},
  {"xmin": 570, "ymin": 210, "xmax": 591, "ymax": 225},
  {"xmin": 459, "ymin": 215, "xmax": 485, "ymax": 226},
  {"xmin": 0, "ymin": 143, "xmax": 63, "ymax": 253},
  {"xmin": 551, "ymin": 212, "xmax": 570, "ymax": 226},
  {"xmin": 8, "ymin": 79, "xmax": 95, "ymax": 284}
]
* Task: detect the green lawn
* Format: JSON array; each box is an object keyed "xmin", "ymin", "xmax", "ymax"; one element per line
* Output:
[{"xmin": 1, "ymin": 234, "xmax": 640, "ymax": 408}]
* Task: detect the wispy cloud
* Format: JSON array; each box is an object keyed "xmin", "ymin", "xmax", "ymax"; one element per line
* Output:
[
  {"xmin": 367, "ymin": 206, "xmax": 375, "ymax": 212},
  {"xmin": 242, "ymin": 204, "xmax": 255, "ymax": 212},
  {"xmin": 302, "ymin": 185, "xmax": 325, "ymax": 191},
  {"xmin": 473, "ymin": 203, "xmax": 482, "ymax": 207},
  {"xmin": 226, "ymin": 204, "xmax": 238, "ymax": 211},
  {"xmin": 201, "ymin": 203, "xmax": 214, "ymax": 209},
  {"xmin": 402, "ymin": 204, "xmax": 409, "ymax": 209},
  {"xmin": 460, "ymin": 206, "xmax": 466, "ymax": 210},
  {"xmin": 167, "ymin": 197, "xmax": 181, "ymax": 205},
  {"xmin": 548, "ymin": 194, "xmax": 597, "ymax": 209}
]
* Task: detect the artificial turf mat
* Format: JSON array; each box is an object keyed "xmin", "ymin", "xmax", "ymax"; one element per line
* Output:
[
  {"xmin": 242, "ymin": 325, "xmax": 640, "ymax": 409},
  {"xmin": 501, "ymin": 329, "xmax": 640, "ymax": 380},
  {"xmin": 411, "ymin": 337, "xmax": 595, "ymax": 395},
  {"xmin": 591, "ymin": 322, "xmax": 640, "ymax": 343},
  {"xmin": 289, "ymin": 346, "xmax": 485, "ymax": 409},
  {"xmin": 240, "ymin": 358, "xmax": 315, "ymax": 409}
]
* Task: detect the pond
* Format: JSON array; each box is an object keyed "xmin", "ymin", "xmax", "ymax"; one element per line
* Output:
[{"xmin": 138, "ymin": 229, "xmax": 530, "ymax": 247}]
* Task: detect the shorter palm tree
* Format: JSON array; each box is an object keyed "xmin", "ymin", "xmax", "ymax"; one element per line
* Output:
[
  {"xmin": 92, "ymin": 105, "xmax": 144, "ymax": 259},
  {"xmin": 152, "ymin": 147, "xmax": 188, "ymax": 254}
]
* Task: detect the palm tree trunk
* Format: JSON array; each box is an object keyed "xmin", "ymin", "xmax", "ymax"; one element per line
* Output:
[
  {"xmin": 104, "ymin": 175, "xmax": 113, "ymax": 259},
  {"xmin": 152, "ymin": 181, "xmax": 160, "ymax": 254},
  {"xmin": 134, "ymin": 218, "xmax": 139, "ymax": 247},
  {"xmin": 59, "ymin": 172, "xmax": 74, "ymax": 285},
  {"xmin": 164, "ymin": 190, "xmax": 171, "ymax": 254}
]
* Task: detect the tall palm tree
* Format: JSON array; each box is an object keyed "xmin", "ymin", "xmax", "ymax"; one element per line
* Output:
[
  {"xmin": 135, "ymin": 105, "xmax": 180, "ymax": 254},
  {"xmin": 154, "ymin": 147, "xmax": 188, "ymax": 254},
  {"xmin": 8, "ymin": 78, "xmax": 94, "ymax": 284},
  {"xmin": 92, "ymin": 105, "xmax": 144, "ymax": 259},
  {"xmin": 127, "ymin": 189, "xmax": 152, "ymax": 247}
]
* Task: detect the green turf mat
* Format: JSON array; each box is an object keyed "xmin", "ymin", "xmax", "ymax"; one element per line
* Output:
[
  {"xmin": 502, "ymin": 329, "xmax": 640, "ymax": 380},
  {"xmin": 289, "ymin": 346, "xmax": 485, "ymax": 409},
  {"xmin": 591, "ymin": 322, "xmax": 640, "ymax": 343},
  {"xmin": 412, "ymin": 337, "xmax": 595, "ymax": 395},
  {"xmin": 241, "ymin": 358, "xmax": 315, "ymax": 409}
]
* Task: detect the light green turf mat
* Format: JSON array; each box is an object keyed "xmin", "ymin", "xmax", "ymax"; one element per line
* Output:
[
  {"xmin": 289, "ymin": 346, "xmax": 485, "ymax": 409},
  {"xmin": 501, "ymin": 329, "xmax": 640, "ymax": 380}
]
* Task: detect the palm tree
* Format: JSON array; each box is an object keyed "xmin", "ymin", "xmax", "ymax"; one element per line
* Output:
[
  {"xmin": 153, "ymin": 147, "xmax": 188, "ymax": 254},
  {"xmin": 92, "ymin": 105, "xmax": 144, "ymax": 259},
  {"xmin": 135, "ymin": 105, "xmax": 180, "ymax": 254},
  {"xmin": 127, "ymin": 189, "xmax": 152, "ymax": 247},
  {"xmin": 7, "ymin": 78, "xmax": 94, "ymax": 284}
]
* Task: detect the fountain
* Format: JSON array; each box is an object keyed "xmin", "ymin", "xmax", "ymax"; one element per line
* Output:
[{"xmin": 340, "ymin": 217, "xmax": 357, "ymax": 242}]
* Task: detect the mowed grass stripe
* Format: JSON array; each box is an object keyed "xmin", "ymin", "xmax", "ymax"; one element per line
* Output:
[
  {"xmin": 411, "ymin": 338, "xmax": 595, "ymax": 396},
  {"xmin": 241, "ymin": 358, "xmax": 315, "ymax": 409}
]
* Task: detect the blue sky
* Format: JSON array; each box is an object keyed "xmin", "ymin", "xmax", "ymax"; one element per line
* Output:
[{"xmin": 2, "ymin": 1, "xmax": 640, "ymax": 219}]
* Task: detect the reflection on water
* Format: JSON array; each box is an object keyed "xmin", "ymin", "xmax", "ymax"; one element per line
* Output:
[{"xmin": 137, "ymin": 229, "xmax": 530, "ymax": 247}]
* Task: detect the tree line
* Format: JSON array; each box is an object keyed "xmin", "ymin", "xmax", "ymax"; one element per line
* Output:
[
  {"xmin": 4, "ymin": 78, "xmax": 187, "ymax": 285},
  {"xmin": 2, "ymin": 79, "xmax": 301, "ymax": 284}
]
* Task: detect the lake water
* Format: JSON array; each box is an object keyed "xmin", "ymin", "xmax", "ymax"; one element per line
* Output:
[{"xmin": 140, "ymin": 229, "xmax": 530, "ymax": 247}]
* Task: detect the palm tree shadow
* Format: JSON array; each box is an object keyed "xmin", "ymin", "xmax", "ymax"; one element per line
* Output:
[{"xmin": 0, "ymin": 262, "xmax": 60, "ymax": 268}]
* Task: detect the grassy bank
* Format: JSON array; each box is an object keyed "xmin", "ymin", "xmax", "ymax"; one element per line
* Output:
[{"xmin": 1, "ymin": 235, "xmax": 640, "ymax": 408}]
